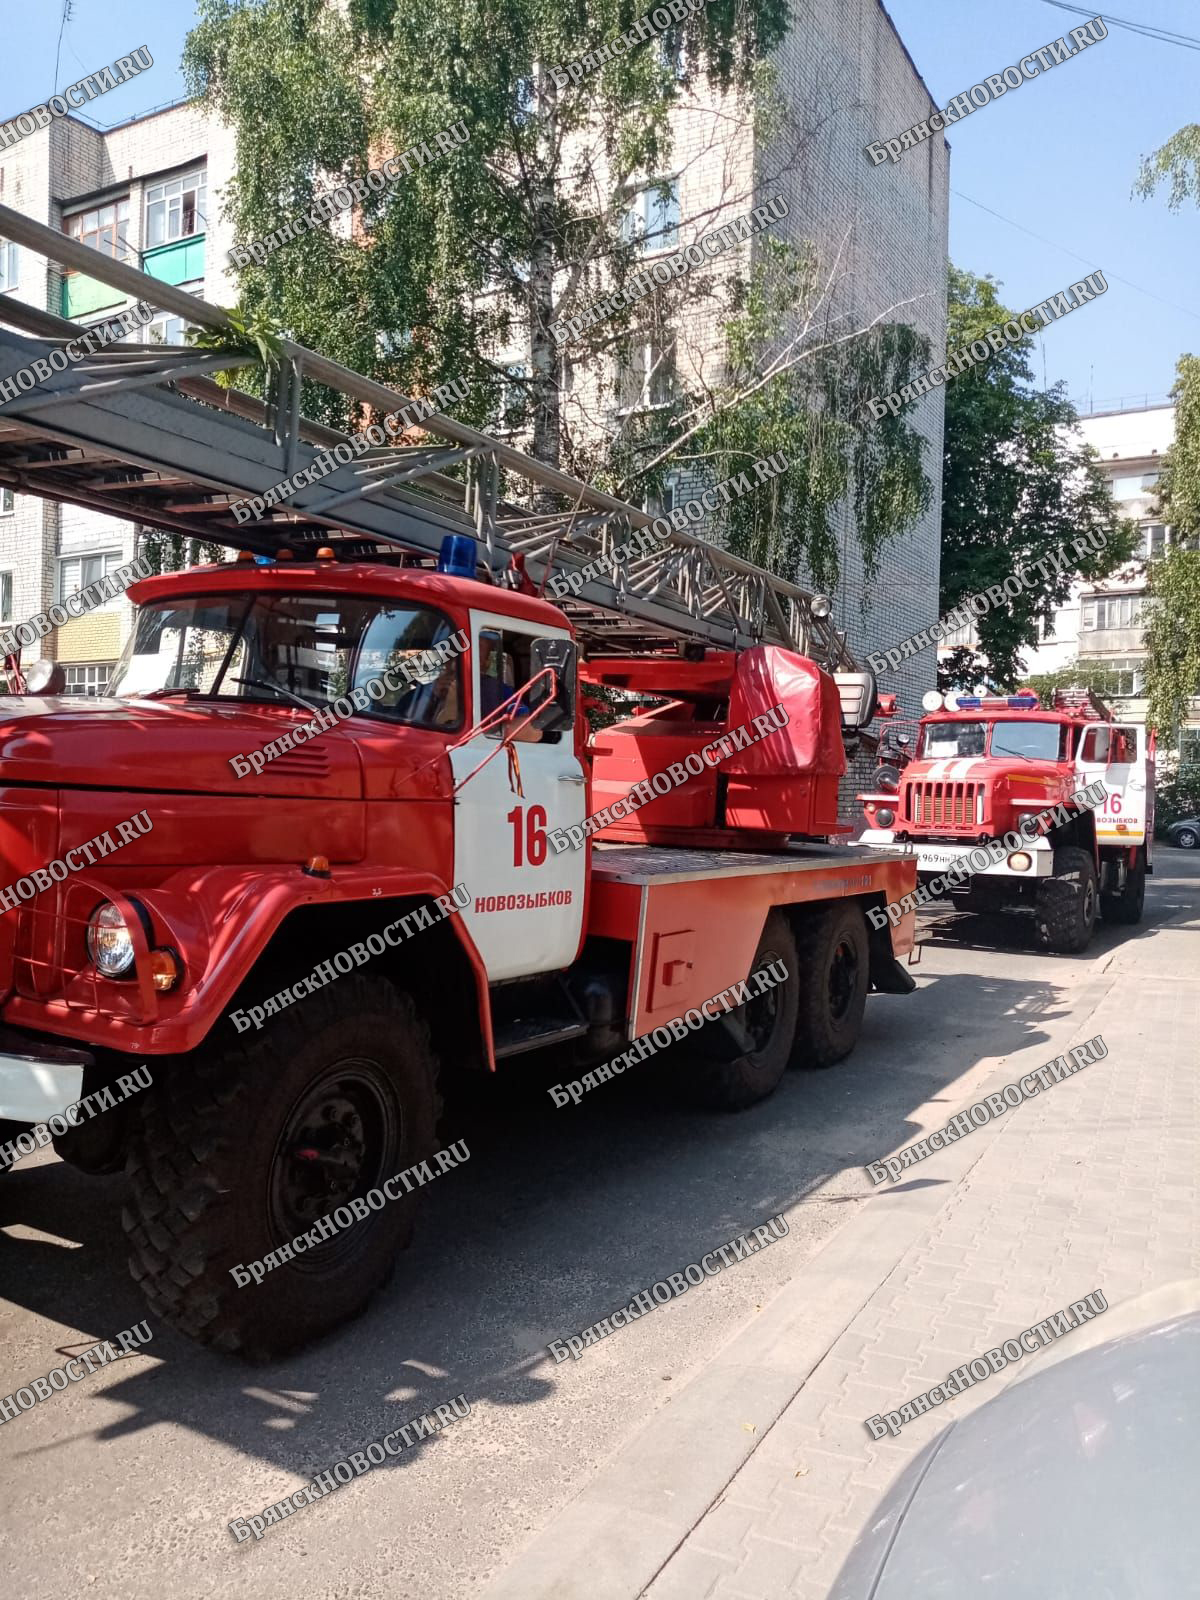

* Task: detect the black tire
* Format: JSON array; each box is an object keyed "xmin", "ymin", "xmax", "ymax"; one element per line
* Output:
[
  {"xmin": 1035, "ymin": 846, "xmax": 1098, "ymax": 953},
  {"xmin": 790, "ymin": 902, "xmax": 870, "ymax": 1069},
  {"xmin": 1100, "ymin": 847, "xmax": 1145, "ymax": 925},
  {"xmin": 681, "ymin": 912, "xmax": 798, "ymax": 1111},
  {"xmin": 123, "ymin": 975, "xmax": 439, "ymax": 1360},
  {"xmin": 1176, "ymin": 828, "xmax": 1198, "ymax": 850}
]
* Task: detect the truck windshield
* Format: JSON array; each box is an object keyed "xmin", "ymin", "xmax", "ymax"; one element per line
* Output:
[
  {"xmin": 109, "ymin": 592, "xmax": 463, "ymax": 729},
  {"xmin": 918, "ymin": 721, "xmax": 986, "ymax": 758},
  {"xmin": 917, "ymin": 719, "xmax": 1069, "ymax": 761},
  {"xmin": 988, "ymin": 720, "xmax": 1069, "ymax": 760}
]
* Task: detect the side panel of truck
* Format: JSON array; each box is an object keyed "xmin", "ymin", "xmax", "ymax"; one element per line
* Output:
[{"xmin": 589, "ymin": 847, "xmax": 917, "ymax": 1037}]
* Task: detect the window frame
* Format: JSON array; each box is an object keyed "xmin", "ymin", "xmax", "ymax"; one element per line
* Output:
[
  {"xmin": 57, "ymin": 549, "xmax": 124, "ymax": 604},
  {"xmin": 0, "ymin": 487, "xmax": 14, "ymax": 516},
  {"xmin": 1082, "ymin": 593, "xmax": 1143, "ymax": 631},
  {"xmin": 0, "ymin": 239, "xmax": 18, "ymax": 293},
  {"xmin": 62, "ymin": 197, "xmax": 132, "ymax": 264},
  {"xmin": 621, "ymin": 178, "xmax": 681, "ymax": 256},
  {"xmin": 62, "ymin": 662, "xmax": 114, "ymax": 697},
  {"xmin": 144, "ymin": 168, "xmax": 208, "ymax": 249},
  {"xmin": 145, "ymin": 283, "xmax": 203, "ymax": 347}
]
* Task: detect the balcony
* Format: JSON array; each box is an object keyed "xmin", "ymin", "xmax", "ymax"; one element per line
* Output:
[{"xmin": 60, "ymin": 235, "xmax": 205, "ymax": 320}]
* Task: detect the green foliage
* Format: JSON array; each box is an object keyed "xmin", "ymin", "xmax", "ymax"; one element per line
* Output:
[
  {"xmin": 1154, "ymin": 760, "xmax": 1200, "ymax": 833},
  {"xmin": 682, "ymin": 246, "xmax": 931, "ymax": 587},
  {"xmin": 184, "ymin": 0, "xmax": 787, "ymax": 440},
  {"xmin": 938, "ymin": 265, "xmax": 1136, "ymax": 692},
  {"xmin": 1145, "ymin": 356, "xmax": 1200, "ymax": 740},
  {"xmin": 1135, "ymin": 123, "xmax": 1200, "ymax": 212},
  {"xmin": 1144, "ymin": 546, "xmax": 1200, "ymax": 739},
  {"xmin": 1024, "ymin": 658, "xmax": 1139, "ymax": 704},
  {"xmin": 1156, "ymin": 353, "xmax": 1200, "ymax": 541},
  {"xmin": 185, "ymin": 0, "xmax": 932, "ymax": 597},
  {"xmin": 187, "ymin": 305, "xmax": 285, "ymax": 392},
  {"xmin": 138, "ymin": 532, "xmax": 227, "ymax": 575}
]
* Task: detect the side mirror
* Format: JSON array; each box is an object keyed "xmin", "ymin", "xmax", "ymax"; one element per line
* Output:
[{"xmin": 531, "ymin": 637, "xmax": 577, "ymax": 733}]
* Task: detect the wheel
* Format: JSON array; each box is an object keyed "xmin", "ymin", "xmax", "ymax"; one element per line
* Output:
[
  {"xmin": 1176, "ymin": 827, "xmax": 1198, "ymax": 849},
  {"xmin": 123, "ymin": 975, "xmax": 439, "ymax": 1359},
  {"xmin": 1100, "ymin": 847, "xmax": 1145, "ymax": 925},
  {"xmin": 1035, "ymin": 846, "xmax": 1098, "ymax": 953},
  {"xmin": 790, "ymin": 901, "xmax": 870, "ymax": 1068},
  {"xmin": 681, "ymin": 912, "xmax": 799, "ymax": 1111}
]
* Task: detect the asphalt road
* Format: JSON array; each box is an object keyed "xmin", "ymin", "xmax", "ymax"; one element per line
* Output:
[{"xmin": 2, "ymin": 848, "xmax": 1195, "ymax": 1599}]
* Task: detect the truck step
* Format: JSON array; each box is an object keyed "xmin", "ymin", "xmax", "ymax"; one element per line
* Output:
[{"xmin": 492, "ymin": 1015, "xmax": 591, "ymax": 1059}]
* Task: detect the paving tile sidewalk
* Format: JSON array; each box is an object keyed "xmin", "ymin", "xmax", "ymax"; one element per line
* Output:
[
  {"xmin": 643, "ymin": 928, "xmax": 1198, "ymax": 1598},
  {"xmin": 483, "ymin": 883, "xmax": 1199, "ymax": 1600}
]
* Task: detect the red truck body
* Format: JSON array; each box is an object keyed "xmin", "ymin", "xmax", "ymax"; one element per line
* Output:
[
  {"xmin": 0, "ymin": 553, "xmax": 917, "ymax": 1355},
  {"xmin": 856, "ymin": 690, "xmax": 1153, "ymax": 950}
]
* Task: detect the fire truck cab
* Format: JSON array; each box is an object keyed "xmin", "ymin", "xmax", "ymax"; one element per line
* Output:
[{"xmin": 857, "ymin": 688, "xmax": 1154, "ymax": 953}]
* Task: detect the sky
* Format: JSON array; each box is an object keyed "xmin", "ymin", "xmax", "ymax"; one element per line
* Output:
[{"xmin": 2, "ymin": 0, "xmax": 1198, "ymax": 415}]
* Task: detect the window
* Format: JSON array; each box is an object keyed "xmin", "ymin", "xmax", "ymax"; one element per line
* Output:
[
  {"xmin": 145, "ymin": 169, "xmax": 207, "ymax": 248},
  {"xmin": 64, "ymin": 199, "xmax": 132, "ymax": 261},
  {"xmin": 59, "ymin": 550, "xmax": 123, "ymax": 602},
  {"xmin": 1180, "ymin": 728, "xmax": 1200, "ymax": 767},
  {"xmin": 146, "ymin": 285, "xmax": 203, "ymax": 346},
  {"xmin": 1111, "ymin": 471, "xmax": 1160, "ymax": 500},
  {"xmin": 1082, "ymin": 594, "xmax": 1143, "ymax": 630},
  {"xmin": 477, "ymin": 628, "xmax": 565, "ymax": 744},
  {"xmin": 918, "ymin": 721, "xmax": 986, "ymax": 759},
  {"xmin": 0, "ymin": 488, "xmax": 13, "ymax": 515},
  {"xmin": 988, "ymin": 721, "xmax": 1070, "ymax": 761},
  {"xmin": 1144, "ymin": 523, "xmax": 1167, "ymax": 559},
  {"xmin": 645, "ymin": 475, "xmax": 679, "ymax": 519},
  {"xmin": 109, "ymin": 592, "xmax": 463, "ymax": 731},
  {"xmin": 63, "ymin": 663, "xmax": 112, "ymax": 696},
  {"xmin": 0, "ymin": 239, "xmax": 17, "ymax": 293},
  {"xmin": 1091, "ymin": 657, "xmax": 1145, "ymax": 697},
  {"xmin": 616, "ymin": 335, "xmax": 675, "ymax": 412},
  {"xmin": 621, "ymin": 180, "xmax": 680, "ymax": 254},
  {"xmin": 495, "ymin": 365, "xmax": 528, "ymax": 432},
  {"xmin": 0, "ymin": 572, "xmax": 10, "ymax": 622}
]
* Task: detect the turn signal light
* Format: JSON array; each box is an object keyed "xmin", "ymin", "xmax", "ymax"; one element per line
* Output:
[
  {"xmin": 315, "ymin": 547, "xmax": 337, "ymax": 561},
  {"xmin": 148, "ymin": 947, "xmax": 181, "ymax": 993},
  {"xmin": 303, "ymin": 855, "xmax": 332, "ymax": 878}
]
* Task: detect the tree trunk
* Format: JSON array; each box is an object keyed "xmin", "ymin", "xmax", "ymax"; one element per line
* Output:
[{"xmin": 529, "ymin": 65, "xmax": 561, "ymax": 497}]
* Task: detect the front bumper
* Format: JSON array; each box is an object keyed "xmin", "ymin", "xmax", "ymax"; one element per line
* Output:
[
  {"xmin": 858, "ymin": 831, "xmax": 1055, "ymax": 879},
  {"xmin": 0, "ymin": 1026, "xmax": 92, "ymax": 1124}
]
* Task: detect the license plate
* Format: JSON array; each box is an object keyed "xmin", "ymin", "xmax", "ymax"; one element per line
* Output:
[{"xmin": 916, "ymin": 847, "xmax": 965, "ymax": 872}]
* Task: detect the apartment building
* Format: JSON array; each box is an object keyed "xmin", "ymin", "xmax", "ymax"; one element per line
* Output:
[
  {"xmin": 496, "ymin": 0, "xmax": 949, "ymax": 733},
  {"xmin": 1020, "ymin": 401, "xmax": 1200, "ymax": 764},
  {"xmin": 0, "ymin": 98, "xmax": 236, "ymax": 690}
]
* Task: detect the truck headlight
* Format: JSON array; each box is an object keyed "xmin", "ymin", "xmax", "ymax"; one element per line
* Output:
[
  {"xmin": 87, "ymin": 902, "xmax": 136, "ymax": 976},
  {"xmin": 876, "ymin": 808, "xmax": 895, "ymax": 827}
]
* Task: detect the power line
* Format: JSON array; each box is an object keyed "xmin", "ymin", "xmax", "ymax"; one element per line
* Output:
[
  {"xmin": 1038, "ymin": 2, "xmax": 1200, "ymax": 51},
  {"xmin": 54, "ymin": 0, "xmax": 74, "ymax": 94},
  {"xmin": 952, "ymin": 189, "xmax": 1200, "ymax": 325}
]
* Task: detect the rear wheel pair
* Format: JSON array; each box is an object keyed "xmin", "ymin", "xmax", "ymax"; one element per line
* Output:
[
  {"xmin": 683, "ymin": 904, "xmax": 870, "ymax": 1111},
  {"xmin": 1034, "ymin": 844, "xmax": 1146, "ymax": 952}
]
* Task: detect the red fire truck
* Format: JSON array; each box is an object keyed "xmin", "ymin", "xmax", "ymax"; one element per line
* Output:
[
  {"xmin": 0, "ymin": 205, "xmax": 918, "ymax": 1357},
  {"xmin": 857, "ymin": 687, "xmax": 1154, "ymax": 953}
]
